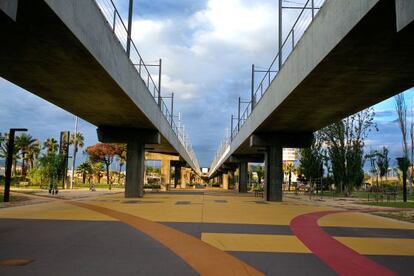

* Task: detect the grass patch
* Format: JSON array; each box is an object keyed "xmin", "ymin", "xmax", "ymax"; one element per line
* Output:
[
  {"xmin": 362, "ymin": 201, "xmax": 414, "ymax": 208},
  {"xmin": 373, "ymin": 212, "xmax": 414, "ymax": 224},
  {"xmin": 337, "ymin": 191, "xmax": 414, "ymax": 201}
]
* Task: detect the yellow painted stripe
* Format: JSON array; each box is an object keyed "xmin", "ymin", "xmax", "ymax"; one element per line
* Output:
[
  {"xmin": 201, "ymin": 233, "xmax": 311, "ymax": 253},
  {"xmin": 318, "ymin": 212, "xmax": 414, "ymax": 230},
  {"xmin": 69, "ymin": 201, "xmax": 264, "ymax": 276},
  {"xmin": 202, "ymin": 233, "xmax": 414, "ymax": 256},
  {"xmin": 335, "ymin": 237, "xmax": 414, "ymax": 256},
  {"xmin": 0, "ymin": 201, "xmax": 116, "ymax": 221}
]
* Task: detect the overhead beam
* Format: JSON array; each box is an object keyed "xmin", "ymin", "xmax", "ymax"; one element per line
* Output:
[
  {"xmin": 229, "ymin": 154, "xmax": 265, "ymax": 163},
  {"xmin": 250, "ymin": 132, "xmax": 313, "ymax": 148},
  {"xmin": 0, "ymin": 0, "xmax": 18, "ymax": 21},
  {"xmin": 97, "ymin": 127, "xmax": 160, "ymax": 144}
]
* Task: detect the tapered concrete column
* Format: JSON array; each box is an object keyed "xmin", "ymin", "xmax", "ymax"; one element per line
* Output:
[
  {"xmin": 97, "ymin": 127, "xmax": 160, "ymax": 198},
  {"xmin": 250, "ymin": 132, "xmax": 313, "ymax": 201},
  {"xmin": 181, "ymin": 167, "xmax": 188, "ymax": 188},
  {"xmin": 223, "ymin": 173, "xmax": 229, "ymax": 189},
  {"xmin": 228, "ymin": 170, "xmax": 234, "ymax": 189},
  {"xmin": 218, "ymin": 175, "xmax": 223, "ymax": 186},
  {"xmin": 239, "ymin": 162, "xmax": 248, "ymax": 193},
  {"xmin": 264, "ymin": 144, "xmax": 283, "ymax": 201},
  {"xmin": 125, "ymin": 137, "xmax": 145, "ymax": 197},
  {"xmin": 174, "ymin": 165, "xmax": 181, "ymax": 188},
  {"xmin": 161, "ymin": 160, "xmax": 171, "ymax": 189}
]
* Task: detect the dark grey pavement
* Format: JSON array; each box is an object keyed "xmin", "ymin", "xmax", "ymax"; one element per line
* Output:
[{"xmin": 0, "ymin": 218, "xmax": 196, "ymax": 276}]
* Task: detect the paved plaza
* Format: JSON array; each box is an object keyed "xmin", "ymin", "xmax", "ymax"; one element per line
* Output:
[{"xmin": 0, "ymin": 190, "xmax": 413, "ymax": 275}]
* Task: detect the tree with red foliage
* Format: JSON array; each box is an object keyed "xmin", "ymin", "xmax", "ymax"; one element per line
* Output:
[{"xmin": 85, "ymin": 143, "xmax": 122, "ymax": 189}]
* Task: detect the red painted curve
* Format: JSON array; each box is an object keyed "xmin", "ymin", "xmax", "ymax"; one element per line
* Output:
[{"xmin": 289, "ymin": 210, "xmax": 396, "ymax": 276}]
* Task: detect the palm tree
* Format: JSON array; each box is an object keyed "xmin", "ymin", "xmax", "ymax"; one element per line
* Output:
[
  {"xmin": 0, "ymin": 132, "xmax": 6, "ymax": 160},
  {"xmin": 91, "ymin": 161, "xmax": 104, "ymax": 184},
  {"xmin": 77, "ymin": 161, "xmax": 92, "ymax": 184},
  {"xmin": 1, "ymin": 133, "xmax": 22, "ymax": 176},
  {"xmin": 43, "ymin": 138, "xmax": 58, "ymax": 155},
  {"xmin": 16, "ymin": 133, "xmax": 37, "ymax": 178},
  {"xmin": 69, "ymin": 132, "xmax": 84, "ymax": 188},
  {"xmin": 26, "ymin": 140, "xmax": 41, "ymax": 170}
]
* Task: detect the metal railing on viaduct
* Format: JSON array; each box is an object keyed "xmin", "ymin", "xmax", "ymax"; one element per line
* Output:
[
  {"xmin": 94, "ymin": 0, "xmax": 200, "ymax": 171},
  {"xmin": 210, "ymin": 0, "xmax": 326, "ymax": 173}
]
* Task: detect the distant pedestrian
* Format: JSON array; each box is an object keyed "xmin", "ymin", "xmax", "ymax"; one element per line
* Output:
[{"xmin": 48, "ymin": 175, "xmax": 58, "ymax": 195}]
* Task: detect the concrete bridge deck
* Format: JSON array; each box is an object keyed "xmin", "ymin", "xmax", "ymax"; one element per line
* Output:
[
  {"xmin": 209, "ymin": 0, "xmax": 414, "ymax": 200},
  {"xmin": 0, "ymin": 0, "xmax": 200, "ymax": 195}
]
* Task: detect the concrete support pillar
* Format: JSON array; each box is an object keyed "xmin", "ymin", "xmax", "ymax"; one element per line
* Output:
[
  {"xmin": 181, "ymin": 167, "xmax": 187, "ymax": 188},
  {"xmin": 218, "ymin": 175, "xmax": 223, "ymax": 186},
  {"xmin": 264, "ymin": 144, "xmax": 283, "ymax": 201},
  {"xmin": 160, "ymin": 160, "xmax": 171, "ymax": 189},
  {"xmin": 229, "ymin": 170, "xmax": 235, "ymax": 189},
  {"xmin": 125, "ymin": 137, "xmax": 145, "ymax": 198},
  {"xmin": 174, "ymin": 165, "xmax": 181, "ymax": 188},
  {"xmin": 223, "ymin": 173, "xmax": 229, "ymax": 190},
  {"xmin": 97, "ymin": 127, "xmax": 160, "ymax": 199},
  {"xmin": 238, "ymin": 162, "xmax": 248, "ymax": 193},
  {"xmin": 250, "ymin": 132, "xmax": 313, "ymax": 201}
]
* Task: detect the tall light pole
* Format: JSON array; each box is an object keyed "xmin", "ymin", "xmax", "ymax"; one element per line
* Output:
[
  {"xmin": 70, "ymin": 116, "xmax": 79, "ymax": 189},
  {"xmin": 3, "ymin": 128, "xmax": 27, "ymax": 202},
  {"xmin": 158, "ymin": 58, "xmax": 162, "ymax": 107},
  {"xmin": 238, "ymin": 97, "xmax": 241, "ymax": 131},
  {"xmin": 126, "ymin": 0, "xmax": 134, "ymax": 57},
  {"xmin": 251, "ymin": 64, "xmax": 255, "ymax": 111},
  {"xmin": 278, "ymin": 0, "xmax": 282, "ymax": 70}
]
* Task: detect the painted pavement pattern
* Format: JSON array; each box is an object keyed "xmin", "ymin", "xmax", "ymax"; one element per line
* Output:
[{"xmin": 0, "ymin": 190, "xmax": 413, "ymax": 275}]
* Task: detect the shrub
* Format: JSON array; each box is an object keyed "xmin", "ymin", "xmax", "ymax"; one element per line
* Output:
[
  {"xmin": 144, "ymin": 184, "xmax": 161, "ymax": 189},
  {"xmin": 27, "ymin": 167, "xmax": 43, "ymax": 186}
]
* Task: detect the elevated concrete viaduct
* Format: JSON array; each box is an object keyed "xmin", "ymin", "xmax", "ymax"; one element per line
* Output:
[
  {"xmin": 0, "ymin": 0, "xmax": 200, "ymax": 197},
  {"xmin": 209, "ymin": 0, "xmax": 414, "ymax": 201}
]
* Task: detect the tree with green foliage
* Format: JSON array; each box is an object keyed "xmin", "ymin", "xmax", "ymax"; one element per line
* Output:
[
  {"xmin": 91, "ymin": 161, "xmax": 104, "ymax": 184},
  {"xmin": 0, "ymin": 132, "xmax": 21, "ymax": 176},
  {"xmin": 256, "ymin": 165, "xmax": 264, "ymax": 184},
  {"xmin": 395, "ymin": 93, "xmax": 409, "ymax": 202},
  {"xmin": 77, "ymin": 161, "xmax": 93, "ymax": 184},
  {"xmin": 43, "ymin": 138, "xmax": 59, "ymax": 155},
  {"xmin": 321, "ymin": 108, "xmax": 376, "ymax": 196},
  {"xmin": 376, "ymin": 147, "xmax": 390, "ymax": 184},
  {"xmin": 37, "ymin": 153, "xmax": 65, "ymax": 191},
  {"xmin": 284, "ymin": 162, "xmax": 296, "ymax": 191},
  {"xmin": 115, "ymin": 144, "xmax": 126, "ymax": 185},
  {"xmin": 69, "ymin": 132, "xmax": 85, "ymax": 189},
  {"xmin": 15, "ymin": 133, "xmax": 37, "ymax": 179},
  {"xmin": 86, "ymin": 143, "xmax": 122, "ymax": 189},
  {"xmin": 365, "ymin": 149, "xmax": 379, "ymax": 186},
  {"xmin": 26, "ymin": 140, "xmax": 41, "ymax": 171},
  {"xmin": 299, "ymin": 132, "xmax": 324, "ymax": 187}
]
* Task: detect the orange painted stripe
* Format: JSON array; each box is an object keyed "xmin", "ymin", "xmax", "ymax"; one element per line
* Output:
[{"xmin": 68, "ymin": 201, "xmax": 263, "ymax": 276}]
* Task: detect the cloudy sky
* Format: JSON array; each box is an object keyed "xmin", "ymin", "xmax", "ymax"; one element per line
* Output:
[{"xmin": 1, "ymin": 0, "xmax": 413, "ymax": 168}]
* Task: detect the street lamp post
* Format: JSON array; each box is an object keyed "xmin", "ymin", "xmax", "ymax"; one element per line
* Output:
[
  {"xmin": 126, "ymin": 0, "xmax": 134, "ymax": 57},
  {"xmin": 3, "ymin": 128, "xmax": 27, "ymax": 202}
]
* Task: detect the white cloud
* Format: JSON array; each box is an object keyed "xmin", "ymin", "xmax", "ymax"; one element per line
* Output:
[
  {"xmin": 161, "ymin": 75, "xmax": 198, "ymax": 100},
  {"xmin": 125, "ymin": 0, "xmax": 284, "ymax": 165},
  {"xmin": 189, "ymin": 0, "xmax": 277, "ymax": 54}
]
